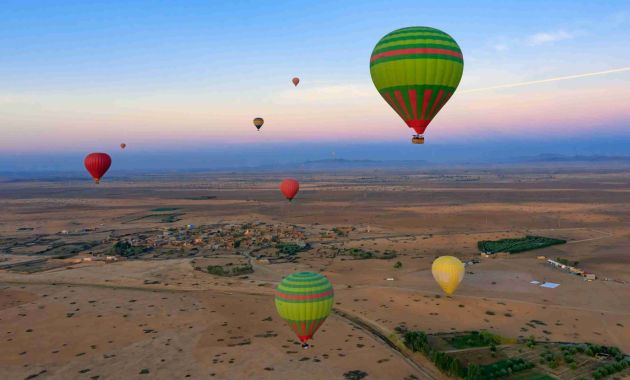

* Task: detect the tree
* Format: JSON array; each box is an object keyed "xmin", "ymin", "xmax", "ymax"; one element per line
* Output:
[
  {"xmin": 343, "ymin": 370, "xmax": 368, "ymax": 380},
  {"xmin": 113, "ymin": 241, "xmax": 147, "ymax": 257},
  {"xmin": 394, "ymin": 261, "xmax": 403, "ymax": 269},
  {"xmin": 465, "ymin": 364, "xmax": 481, "ymax": 380}
]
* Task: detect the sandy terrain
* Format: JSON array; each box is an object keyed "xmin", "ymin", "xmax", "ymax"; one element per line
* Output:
[{"xmin": 1, "ymin": 168, "xmax": 629, "ymax": 379}]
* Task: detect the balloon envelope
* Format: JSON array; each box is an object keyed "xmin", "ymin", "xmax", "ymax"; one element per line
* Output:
[
  {"xmin": 292, "ymin": 77, "xmax": 300, "ymax": 86},
  {"xmin": 432, "ymin": 256, "xmax": 465, "ymax": 296},
  {"xmin": 84, "ymin": 153, "xmax": 112, "ymax": 184},
  {"xmin": 120, "ymin": 143, "xmax": 126, "ymax": 149},
  {"xmin": 253, "ymin": 117, "xmax": 264, "ymax": 130},
  {"xmin": 370, "ymin": 26, "xmax": 464, "ymax": 136},
  {"xmin": 280, "ymin": 179, "xmax": 300, "ymax": 201},
  {"xmin": 275, "ymin": 272, "xmax": 334, "ymax": 344}
]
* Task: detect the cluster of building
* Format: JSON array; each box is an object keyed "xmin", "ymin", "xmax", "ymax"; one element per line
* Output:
[
  {"xmin": 122, "ymin": 222, "xmax": 308, "ymax": 254},
  {"xmin": 544, "ymin": 258, "xmax": 596, "ymax": 281}
]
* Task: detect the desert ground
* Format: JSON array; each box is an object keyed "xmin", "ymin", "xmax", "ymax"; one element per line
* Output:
[{"xmin": 1, "ymin": 167, "xmax": 629, "ymax": 379}]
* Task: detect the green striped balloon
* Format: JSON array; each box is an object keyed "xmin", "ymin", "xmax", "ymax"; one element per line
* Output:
[
  {"xmin": 370, "ymin": 26, "xmax": 464, "ymax": 136},
  {"xmin": 275, "ymin": 272, "xmax": 334, "ymax": 344}
]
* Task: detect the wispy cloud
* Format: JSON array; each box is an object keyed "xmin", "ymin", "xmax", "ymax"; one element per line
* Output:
[
  {"xmin": 527, "ymin": 30, "xmax": 575, "ymax": 46},
  {"xmin": 460, "ymin": 67, "xmax": 630, "ymax": 94}
]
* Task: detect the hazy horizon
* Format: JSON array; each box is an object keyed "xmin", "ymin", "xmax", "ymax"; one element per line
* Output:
[{"xmin": 2, "ymin": 134, "xmax": 630, "ymax": 174}]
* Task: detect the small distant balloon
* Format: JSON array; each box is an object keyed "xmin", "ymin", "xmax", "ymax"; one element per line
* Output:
[
  {"xmin": 84, "ymin": 153, "xmax": 112, "ymax": 185},
  {"xmin": 120, "ymin": 143, "xmax": 126, "ymax": 149},
  {"xmin": 253, "ymin": 117, "xmax": 264, "ymax": 131},
  {"xmin": 431, "ymin": 256, "xmax": 465, "ymax": 296},
  {"xmin": 280, "ymin": 179, "xmax": 300, "ymax": 201},
  {"xmin": 292, "ymin": 77, "xmax": 300, "ymax": 87}
]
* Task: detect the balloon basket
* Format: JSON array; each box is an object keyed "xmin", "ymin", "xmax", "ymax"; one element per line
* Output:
[{"xmin": 411, "ymin": 135, "xmax": 425, "ymax": 144}]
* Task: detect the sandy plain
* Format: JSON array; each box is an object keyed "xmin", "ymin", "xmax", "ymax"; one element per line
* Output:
[{"xmin": 0, "ymin": 168, "xmax": 629, "ymax": 379}]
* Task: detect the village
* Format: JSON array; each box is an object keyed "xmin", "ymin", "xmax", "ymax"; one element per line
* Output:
[
  {"xmin": 0, "ymin": 221, "xmax": 363, "ymax": 274},
  {"xmin": 120, "ymin": 222, "xmax": 312, "ymax": 257}
]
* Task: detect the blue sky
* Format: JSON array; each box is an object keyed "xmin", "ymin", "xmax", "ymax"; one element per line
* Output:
[{"xmin": 0, "ymin": 0, "xmax": 629, "ymax": 167}]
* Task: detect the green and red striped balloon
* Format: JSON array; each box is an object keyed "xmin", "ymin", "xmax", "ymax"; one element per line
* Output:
[
  {"xmin": 275, "ymin": 272, "xmax": 334, "ymax": 344},
  {"xmin": 370, "ymin": 26, "xmax": 464, "ymax": 138}
]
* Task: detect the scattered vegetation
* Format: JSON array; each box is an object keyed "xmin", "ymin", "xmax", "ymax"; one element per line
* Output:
[
  {"xmin": 394, "ymin": 261, "xmax": 403, "ymax": 269},
  {"xmin": 332, "ymin": 227, "xmax": 349, "ymax": 237},
  {"xmin": 150, "ymin": 207, "xmax": 179, "ymax": 212},
  {"xmin": 112, "ymin": 241, "xmax": 149, "ymax": 257},
  {"xmin": 160, "ymin": 214, "xmax": 180, "ymax": 223},
  {"xmin": 207, "ymin": 264, "xmax": 253, "ymax": 277},
  {"xmin": 276, "ymin": 242, "xmax": 308, "ymax": 255},
  {"xmin": 343, "ymin": 370, "xmax": 368, "ymax": 380},
  {"xmin": 555, "ymin": 257, "xmax": 579, "ymax": 266},
  {"xmin": 592, "ymin": 359, "xmax": 629, "ymax": 379},
  {"xmin": 344, "ymin": 248, "xmax": 374, "ymax": 259},
  {"xmin": 343, "ymin": 248, "xmax": 397, "ymax": 260},
  {"xmin": 478, "ymin": 235, "xmax": 566, "ymax": 254},
  {"xmin": 379, "ymin": 250, "xmax": 398, "ymax": 259}
]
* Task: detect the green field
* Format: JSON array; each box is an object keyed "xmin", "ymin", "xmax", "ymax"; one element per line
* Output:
[
  {"xmin": 448, "ymin": 331, "xmax": 499, "ymax": 349},
  {"xmin": 478, "ymin": 235, "xmax": 566, "ymax": 254}
]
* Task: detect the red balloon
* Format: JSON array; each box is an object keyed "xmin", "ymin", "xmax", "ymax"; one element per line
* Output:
[
  {"xmin": 84, "ymin": 153, "xmax": 112, "ymax": 184},
  {"xmin": 292, "ymin": 77, "xmax": 300, "ymax": 87},
  {"xmin": 280, "ymin": 179, "xmax": 300, "ymax": 201}
]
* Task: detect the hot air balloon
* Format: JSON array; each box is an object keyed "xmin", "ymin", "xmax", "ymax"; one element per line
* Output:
[
  {"xmin": 280, "ymin": 179, "xmax": 299, "ymax": 201},
  {"xmin": 120, "ymin": 143, "xmax": 126, "ymax": 149},
  {"xmin": 253, "ymin": 117, "xmax": 264, "ymax": 131},
  {"xmin": 370, "ymin": 26, "xmax": 464, "ymax": 144},
  {"xmin": 275, "ymin": 272, "xmax": 333, "ymax": 348},
  {"xmin": 431, "ymin": 256, "xmax": 465, "ymax": 296},
  {"xmin": 84, "ymin": 153, "xmax": 112, "ymax": 184},
  {"xmin": 292, "ymin": 77, "xmax": 300, "ymax": 87}
]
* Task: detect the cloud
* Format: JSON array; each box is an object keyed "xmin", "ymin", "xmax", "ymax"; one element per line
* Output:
[
  {"xmin": 493, "ymin": 43, "xmax": 508, "ymax": 52},
  {"xmin": 527, "ymin": 30, "xmax": 575, "ymax": 46}
]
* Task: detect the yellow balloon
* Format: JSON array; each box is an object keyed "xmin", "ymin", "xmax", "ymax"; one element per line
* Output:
[{"xmin": 431, "ymin": 256, "xmax": 465, "ymax": 296}]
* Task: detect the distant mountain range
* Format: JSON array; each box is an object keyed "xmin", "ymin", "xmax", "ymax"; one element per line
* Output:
[
  {"xmin": 260, "ymin": 158, "xmax": 430, "ymax": 170},
  {"xmin": 2, "ymin": 155, "xmax": 630, "ymax": 181},
  {"xmin": 518, "ymin": 154, "xmax": 630, "ymax": 163}
]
